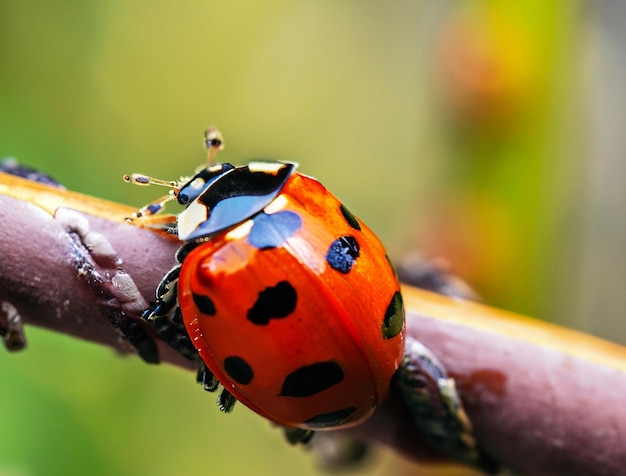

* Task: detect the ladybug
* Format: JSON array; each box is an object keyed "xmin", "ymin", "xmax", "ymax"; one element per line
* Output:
[{"xmin": 123, "ymin": 128, "xmax": 494, "ymax": 470}]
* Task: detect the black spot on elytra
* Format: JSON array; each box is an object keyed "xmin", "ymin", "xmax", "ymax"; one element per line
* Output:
[
  {"xmin": 248, "ymin": 211, "xmax": 302, "ymax": 250},
  {"xmin": 382, "ymin": 291, "xmax": 404, "ymax": 339},
  {"xmin": 247, "ymin": 281, "xmax": 297, "ymax": 325},
  {"xmin": 303, "ymin": 406, "xmax": 358, "ymax": 429},
  {"xmin": 279, "ymin": 361, "xmax": 344, "ymax": 397},
  {"xmin": 224, "ymin": 356, "xmax": 254, "ymax": 385},
  {"xmin": 193, "ymin": 292, "xmax": 216, "ymax": 316},
  {"xmin": 340, "ymin": 204, "xmax": 361, "ymax": 230},
  {"xmin": 326, "ymin": 235, "xmax": 360, "ymax": 273}
]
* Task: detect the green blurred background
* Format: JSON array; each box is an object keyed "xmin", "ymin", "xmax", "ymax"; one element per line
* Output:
[{"xmin": 2, "ymin": 1, "xmax": 624, "ymax": 475}]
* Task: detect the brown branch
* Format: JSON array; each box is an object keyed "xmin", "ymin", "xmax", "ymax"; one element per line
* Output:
[
  {"xmin": 1, "ymin": 172, "xmax": 625, "ymax": 475},
  {"xmin": 0, "ymin": 173, "xmax": 192, "ymax": 367}
]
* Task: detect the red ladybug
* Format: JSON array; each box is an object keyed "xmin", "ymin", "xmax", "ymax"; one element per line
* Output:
[
  {"xmin": 123, "ymin": 128, "xmax": 493, "ymax": 471},
  {"xmin": 180, "ymin": 164, "xmax": 404, "ymax": 430}
]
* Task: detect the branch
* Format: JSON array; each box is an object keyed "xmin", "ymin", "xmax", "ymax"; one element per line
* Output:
[
  {"xmin": 0, "ymin": 172, "xmax": 191, "ymax": 368},
  {"xmin": 1, "ymin": 172, "xmax": 625, "ymax": 475}
]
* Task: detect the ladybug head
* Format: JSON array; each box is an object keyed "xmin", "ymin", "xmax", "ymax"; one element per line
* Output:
[
  {"xmin": 177, "ymin": 163, "xmax": 235, "ymax": 206},
  {"xmin": 177, "ymin": 161, "xmax": 297, "ymax": 242}
]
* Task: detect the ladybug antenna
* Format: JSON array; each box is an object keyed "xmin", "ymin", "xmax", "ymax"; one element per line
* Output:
[
  {"xmin": 123, "ymin": 174, "xmax": 178, "ymax": 189},
  {"xmin": 122, "ymin": 173, "xmax": 180, "ymax": 218},
  {"xmin": 204, "ymin": 126, "xmax": 224, "ymax": 165}
]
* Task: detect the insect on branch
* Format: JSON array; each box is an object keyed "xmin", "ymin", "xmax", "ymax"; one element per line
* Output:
[{"xmin": 1, "ymin": 171, "xmax": 625, "ymax": 475}]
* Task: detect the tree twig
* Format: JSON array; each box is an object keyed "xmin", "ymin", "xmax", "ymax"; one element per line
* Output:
[{"xmin": 1, "ymin": 172, "xmax": 625, "ymax": 475}]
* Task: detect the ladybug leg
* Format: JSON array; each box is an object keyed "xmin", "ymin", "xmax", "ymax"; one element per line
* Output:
[
  {"xmin": 282, "ymin": 427, "xmax": 315, "ymax": 445},
  {"xmin": 141, "ymin": 259, "xmax": 239, "ymax": 414},
  {"xmin": 0, "ymin": 301, "xmax": 27, "ymax": 352},
  {"xmin": 123, "ymin": 190, "xmax": 179, "ymax": 232},
  {"xmin": 396, "ymin": 337, "xmax": 498, "ymax": 473},
  {"xmin": 284, "ymin": 429, "xmax": 371, "ymax": 471},
  {"xmin": 196, "ymin": 360, "xmax": 219, "ymax": 392},
  {"xmin": 217, "ymin": 388, "xmax": 237, "ymax": 413},
  {"xmin": 308, "ymin": 432, "xmax": 370, "ymax": 469},
  {"xmin": 196, "ymin": 358, "xmax": 238, "ymax": 413},
  {"xmin": 126, "ymin": 191, "xmax": 178, "ymax": 219},
  {"xmin": 140, "ymin": 264, "xmax": 197, "ymax": 362}
]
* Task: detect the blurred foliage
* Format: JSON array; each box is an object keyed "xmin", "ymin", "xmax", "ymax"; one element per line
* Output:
[{"xmin": 4, "ymin": 0, "xmax": 624, "ymax": 475}]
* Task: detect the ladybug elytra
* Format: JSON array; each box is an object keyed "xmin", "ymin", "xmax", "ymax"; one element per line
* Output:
[{"xmin": 122, "ymin": 128, "xmax": 495, "ymax": 471}]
